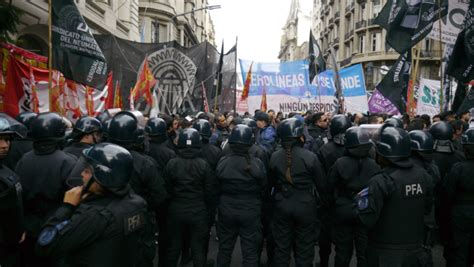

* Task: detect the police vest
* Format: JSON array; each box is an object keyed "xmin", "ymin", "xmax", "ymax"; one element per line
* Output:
[
  {"xmin": 0, "ymin": 167, "xmax": 24, "ymax": 246},
  {"xmin": 369, "ymin": 167, "xmax": 427, "ymax": 249},
  {"xmin": 66, "ymin": 193, "xmax": 148, "ymax": 267}
]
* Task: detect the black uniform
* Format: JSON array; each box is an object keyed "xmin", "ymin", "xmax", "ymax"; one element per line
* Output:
[
  {"xmin": 3, "ymin": 139, "xmax": 33, "ymax": 170},
  {"xmin": 200, "ymin": 143, "xmax": 222, "ymax": 170},
  {"xmin": 129, "ymin": 150, "xmax": 167, "ymax": 266},
  {"xmin": 63, "ymin": 142, "xmax": 92, "ymax": 158},
  {"xmin": 306, "ymin": 124, "xmax": 329, "ymax": 154},
  {"xmin": 146, "ymin": 139, "xmax": 175, "ymax": 267},
  {"xmin": 317, "ymin": 141, "xmax": 345, "ymax": 266},
  {"xmin": 36, "ymin": 192, "xmax": 148, "ymax": 267},
  {"xmin": 216, "ymin": 153, "xmax": 267, "ymax": 266},
  {"xmin": 444, "ymin": 159, "xmax": 474, "ymax": 266},
  {"xmin": 270, "ymin": 145, "xmax": 324, "ymax": 266},
  {"xmin": 0, "ymin": 165, "xmax": 23, "ymax": 267},
  {"xmin": 16, "ymin": 147, "xmax": 77, "ymax": 266},
  {"xmin": 357, "ymin": 164, "xmax": 434, "ymax": 266},
  {"xmin": 164, "ymin": 148, "xmax": 217, "ymax": 267},
  {"xmin": 328, "ymin": 155, "xmax": 380, "ymax": 267},
  {"xmin": 222, "ymin": 143, "xmax": 269, "ymax": 169}
]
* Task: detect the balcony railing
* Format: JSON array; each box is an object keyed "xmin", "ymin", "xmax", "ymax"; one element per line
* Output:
[
  {"xmin": 335, "ymin": 11, "xmax": 340, "ymax": 19},
  {"xmin": 329, "ymin": 18, "xmax": 334, "ymax": 24},
  {"xmin": 341, "ymin": 57, "xmax": 352, "ymax": 66},
  {"xmin": 345, "ymin": 2, "xmax": 355, "ymax": 13},
  {"xmin": 367, "ymin": 18, "xmax": 378, "ymax": 26},
  {"xmin": 355, "ymin": 20, "xmax": 367, "ymax": 29},
  {"xmin": 334, "ymin": 37, "xmax": 340, "ymax": 45},
  {"xmin": 344, "ymin": 30, "xmax": 354, "ymax": 40},
  {"xmin": 420, "ymin": 50, "xmax": 442, "ymax": 58}
]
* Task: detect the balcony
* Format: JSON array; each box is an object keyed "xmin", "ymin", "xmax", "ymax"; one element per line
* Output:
[
  {"xmin": 335, "ymin": 11, "xmax": 340, "ymax": 19},
  {"xmin": 420, "ymin": 50, "xmax": 442, "ymax": 59},
  {"xmin": 355, "ymin": 20, "xmax": 367, "ymax": 30},
  {"xmin": 324, "ymin": 6, "xmax": 330, "ymax": 15},
  {"xmin": 367, "ymin": 18, "xmax": 379, "ymax": 28},
  {"xmin": 345, "ymin": 2, "xmax": 355, "ymax": 14},
  {"xmin": 344, "ymin": 30, "xmax": 354, "ymax": 40},
  {"xmin": 329, "ymin": 17, "xmax": 334, "ymax": 24},
  {"xmin": 333, "ymin": 37, "xmax": 340, "ymax": 46},
  {"xmin": 341, "ymin": 57, "xmax": 352, "ymax": 66}
]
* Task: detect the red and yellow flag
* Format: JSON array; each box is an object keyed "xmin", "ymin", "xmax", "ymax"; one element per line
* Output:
[
  {"xmin": 260, "ymin": 85, "xmax": 267, "ymax": 112},
  {"xmin": 113, "ymin": 80, "xmax": 122, "ymax": 108},
  {"xmin": 131, "ymin": 57, "xmax": 156, "ymax": 106},
  {"xmin": 241, "ymin": 62, "xmax": 253, "ymax": 100}
]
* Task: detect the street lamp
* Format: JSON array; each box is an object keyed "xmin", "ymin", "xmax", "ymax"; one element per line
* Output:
[{"xmin": 167, "ymin": 5, "xmax": 221, "ymax": 43}]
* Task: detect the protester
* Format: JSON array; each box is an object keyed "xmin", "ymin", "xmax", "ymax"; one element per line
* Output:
[{"xmin": 63, "ymin": 116, "xmax": 102, "ymax": 158}]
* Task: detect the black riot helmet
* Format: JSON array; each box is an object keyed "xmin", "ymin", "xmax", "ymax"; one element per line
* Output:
[
  {"xmin": 344, "ymin": 126, "xmax": 372, "ymax": 148},
  {"xmin": 384, "ymin": 117, "xmax": 404, "ymax": 129},
  {"xmin": 176, "ymin": 128, "xmax": 202, "ymax": 149},
  {"xmin": 375, "ymin": 127, "xmax": 411, "ymax": 159},
  {"xmin": 82, "ymin": 143, "xmax": 133, "ymax": 194},
  {"xmin": 74, "ymin": 116, "xmax": 102, "ymax": 134},
  {"xmin": 242, "ymin": 118, "xmax": 257, "ymax": 129},
  {"xmin": 462, "ymin": 128, "xmax": 474, "ymax": 145},
  {"xmin": 16, "ymin": 111, "xmax": 37, "ymax": 132},
  {"xmin": 192, "ymin": 119, "xmax": 212, "ymax": 139},
  {"xmin": 330, "ymin": 115, "xmax": 352, "ymax": 145},
  {"xmin": 30, "ymin": 112, "xmax": 67, "ymax": 141},
  {"xmin": 107, "ymin": 111, "xmax": 139, "ymax": 143},
  {"xmin": 429, "ymin": 121, "xmax": 453, "ymax": 141},
  {"xmin": 228, "ymin": 124, "xmax": 253, "ymax": 146},
  {"xmin": 408, "ymin": 130, "xmax": 434, "ymax": 152},
  {"xmin": 277, "ymin": 118, "xmax": 304, "ymax": 140},
  {"xmin": 0, "ymin": 113, "xmax": 26, "ymax": 138},
  {"xmin": 145, "ymin": 117, "xmax": 167, "ymax": 137},
  {"xmin": 0, "ymin": 117, "xmax": 21, "ymax": 138}
]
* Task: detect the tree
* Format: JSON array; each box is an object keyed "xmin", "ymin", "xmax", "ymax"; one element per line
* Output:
[{"xmin": 0, "ymin": 0, "xmax": 22, "ymax": 43}]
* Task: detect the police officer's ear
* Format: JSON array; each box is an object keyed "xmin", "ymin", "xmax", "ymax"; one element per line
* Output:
[{"xmin": 299, "ymin": 135, "xmax": 305, "ymax": 143}]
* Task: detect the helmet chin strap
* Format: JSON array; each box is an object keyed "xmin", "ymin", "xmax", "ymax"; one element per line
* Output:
[{"xmin": 81, "ymin": 176, "xmax": 95, "ymax": 196}]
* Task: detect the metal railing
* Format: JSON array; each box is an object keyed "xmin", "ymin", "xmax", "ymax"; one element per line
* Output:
[{"xmin": 356, "ymin": 20, "xmax": 367, "ymax": 29}]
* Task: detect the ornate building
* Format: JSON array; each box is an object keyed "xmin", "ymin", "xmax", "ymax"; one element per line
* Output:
[
  {"xmin": 278, "ymin": 0, "xmax": 312, "ymax": 62},
  {"xmin": 3, "ymin": 0, "xmax": 216, "ymax": 56},
  {"xmin": 314, "ymin": 0, "xmax": 442, "ymax": 90}
]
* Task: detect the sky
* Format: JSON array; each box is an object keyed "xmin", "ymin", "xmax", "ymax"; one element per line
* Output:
[{"xmin": 208, "ymin": 0, "xmax": 293, "ymax": 63}]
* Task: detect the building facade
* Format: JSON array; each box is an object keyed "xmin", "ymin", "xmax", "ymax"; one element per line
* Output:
[
  {"xmin": 278, "ymin": 0, "xmax": 312, "ymax": 62},
  {"xmin": 3, "ymin": 0, "xmax": 216, "ymax": 56},
  {"xmin": 314, "ymin": 0, "xmax": 441, "ymax": 91}
]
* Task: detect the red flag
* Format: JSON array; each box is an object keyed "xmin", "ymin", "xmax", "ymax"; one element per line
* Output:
[
  {"xmin": 113, "ymin": 80, "xmax": 122, "ymax": 108},
  {"xmin": 241, "ymin": 62, "xmax": 253, "ymax": 100},
  {"xmin": 201, "ymin": 81, "xmax": 209, "ymax": 112},
  {"xmin": 260, "ymin": 85, "xmax": 267, "ymax": 112},
  {"xmin": 131, "ymin": 57, "xmax": 156, "ymax": 106},
  {"xmin": 104, "ymin": 72, "xmax": 114, "ymax": 109}
]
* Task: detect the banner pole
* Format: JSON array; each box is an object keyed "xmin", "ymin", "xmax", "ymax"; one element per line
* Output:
[
  {"xmin": 437, "ymin": 0, "xmax": 444, "ymax": 112},
  {"xmin": 233, "ymin": 36, "xmax": 238, "ymax": 113},
  {"xmin": 409, "ymin": 43, "xmax": 422, "ymax": 115},
  {"xmin": 48, "ymin": 0, "xmax": 52, "ymax": 106}
]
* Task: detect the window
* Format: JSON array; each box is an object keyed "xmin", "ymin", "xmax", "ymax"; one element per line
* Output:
[
  {"xmin": 359, "ymin": 34, "xmax": 365, "ymax": 53},
  {"xmin": 151, "ymin": 22, "xmax": 159, "ymax": 43},
  {"xmin": 424, "ymin": 39, "xmax": 432, "ymax": 51},
  {"xmin": 371, "ymin": 32, "xmax": 381, "ymax": 51},
  {"xmin": 345, "ymin": 44, "xmax": 351, "ymax": 58}
]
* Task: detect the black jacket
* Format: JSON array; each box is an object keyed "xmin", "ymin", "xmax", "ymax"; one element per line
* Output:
[
  {"xmin": 147, "ymin": 141, "xmax": 176, "ymax": 172},
  {"xmin": 63, "ymin": 142, "xmax": 92, "ymax": 158},
  {"xmin": 3, "ymin": 139, "xmax": 33, "ymax": 170},
  {"xmin": 164, "ymin": 148, "xmax": 217, "ymax": 213},
  {"xmin": 16, "ymin": 149, "xmax": 77, "ymax": 236},
  {"xmin": 36, "ymin": 192, "xmax": 148, "ymax": 267}
]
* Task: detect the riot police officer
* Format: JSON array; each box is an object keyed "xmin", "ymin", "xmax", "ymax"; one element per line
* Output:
[
  {"xmin": 3, "ymin": 111, "xmax": 36, "ymax": 170},
  {"xmin": 444, "ymin": 128, "xmax": 474, "ymax": 266},
  {"xmin": 270, "ymin": 118, "xmax": 324, "ymax": 266},
  {"xmin": 216, "ymin": 125, "xmax": 267, "ymax": 267},
  {"xmin": 193, "ymin": 119, "xmax": 222, "ymax": 170},
  {"xmin": 328, "ymin": 126, "xmax": 380, "ymax": 267},
  {"xmin": 15, "ymin": 112, "xmax": 77, "ymax": 267},
  {"xmin": 164, "ymin": 128, "xmax": 217, "ymax": 267},
  {"xmin": 356, "ymin": 127, "xmax": 434, "ymax": 266},
  {"xmin": 108, "ymin": 111, "xmax": 166, "ymax": 267},
  {"xmin": 409, "ymin": 130, "xmax": 440, "ymax": 266},
  {"xmin": 429, "ymin": 121, "xmax": 464, "ymax": 258},
  {"xmin": 0, "ymin": 117, "xmax": 24, "ymax": 267},
  {"xmin": 317, "ymin": 114, "xmax": 352, "ymax": 267},
  {"xmin": 36, "ymin": 143, "xmax": 148, "ymax": 267},
  {"xmin": 144, "ymin": 117, "xmax": 176, "ymax": 267},
  {"xmin": 63, "ymin": 116, "xmax": 102, "ymax": 158}
]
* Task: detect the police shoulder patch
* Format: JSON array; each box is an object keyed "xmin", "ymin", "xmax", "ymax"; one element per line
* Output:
[
  {"xmin": 123, "ymin": 212, "xmax": 145, "ymax": 236},
  {"xmin": 356, "ymin": 187, "xmax": 369, "ymax": 210},
  {"xmin": 37, "ymin": 220, "xmax": 70, "ymax": 246}
]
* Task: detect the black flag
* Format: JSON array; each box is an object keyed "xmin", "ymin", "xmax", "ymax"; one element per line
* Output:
[
  {"xmin": 375, "ymin": 51, "xmax": 412, "ymax": 113},
  {"xmin": 456, "ymin": 86, "xmax": 474, "ymax": 115},
  {"xmin": 374, "ymin": 0, "xmax": 448, "ymax": 53},
  {"xmin": 52, "ymin": 0, "xmax": 107, "ymax": 88},
  {"xmin": 309, "ymin": 31, "xmax": 326, "ymax": 83},
  {"xmin": 447, "ymin": 2, "xmax": 474, "ymax": 83}
]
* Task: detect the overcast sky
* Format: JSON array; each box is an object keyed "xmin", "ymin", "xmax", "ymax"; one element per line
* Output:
[{"xmin": 208, "ymin": 0, "xmax": 293, "ymax": 63}]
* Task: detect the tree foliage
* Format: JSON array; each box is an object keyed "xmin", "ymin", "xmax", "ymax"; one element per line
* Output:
[{"xmin": 0, "ymin": 1, "xmax": 22, "ymax": 43}]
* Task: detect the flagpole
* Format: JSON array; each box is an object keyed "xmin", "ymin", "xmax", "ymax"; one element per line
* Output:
[
  {"xmin": 233, "ymin": 36, "xmax": 238, "ymax": 113},
  {"xmin": 409, "ymin": 43, "xmax": 422, "ymax": 115},
  {"xmin": 437, "ymin": 0, "xmax": 444, "ymax": 112},
  {"xmin": 48, "ymin": 0, "xmax": 52, "ymax": 104}
]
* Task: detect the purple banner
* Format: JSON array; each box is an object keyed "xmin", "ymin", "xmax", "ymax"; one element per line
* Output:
[{"xmin": 368, "ymin": 89, "xmax": 400, "ymax": 115}]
